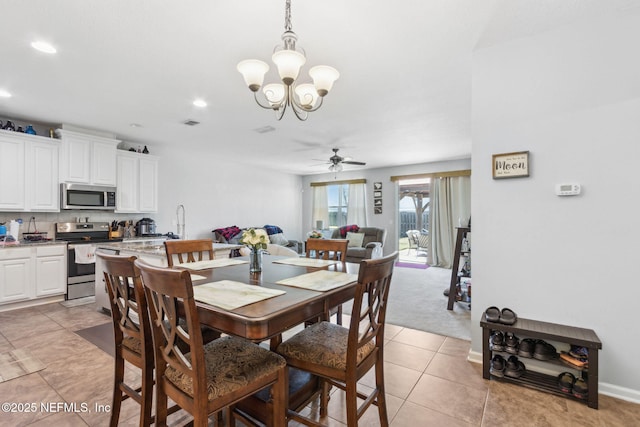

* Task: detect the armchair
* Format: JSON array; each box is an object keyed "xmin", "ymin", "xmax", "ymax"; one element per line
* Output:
[{"xmin": 331, "ymin": 226, "xmax": 386, "ymax": 263}]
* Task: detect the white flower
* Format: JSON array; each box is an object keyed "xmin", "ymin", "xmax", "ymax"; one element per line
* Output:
[{"xmin": 240, "ymin": 228, "xmax": 268, "ymax": 250}]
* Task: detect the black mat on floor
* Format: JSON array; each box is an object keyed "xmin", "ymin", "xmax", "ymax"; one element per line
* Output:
[{"xmin": 75, "ymin": 322, "xmax": 114, "ymax": 358}]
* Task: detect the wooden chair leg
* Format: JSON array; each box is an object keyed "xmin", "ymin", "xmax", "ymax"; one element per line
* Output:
[
  {"xmin": 155, "ymin": 383, "xmax": 169, "ymax": 427},
  {"xmin": 272, "ymin": 368, "xmax": 288, "ymax": 427},
  {"xmin": 336, "ymin": 305, "xmax": 343, "ymax": 326},
  {"xmin": 375, "ymin": 361, "xmax": 389, "ymax": 427},
  {"xmin": 320, "ymin": 379, "xmax": 330, "ymax": 418},
  {"xmin": 140, "ymin": 361, "xmax": 154, "ymax": 427},
  {"xmin": 109, "ymin": 352, "xmax": 124, "ymax": 427},
  {"xmin": 345, "ymin": 380, "xmax": 359, "ymax": 427}
]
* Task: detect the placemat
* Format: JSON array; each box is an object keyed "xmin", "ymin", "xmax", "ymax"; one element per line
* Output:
[
  {"xmin": 190, "ymin": 273, "xmax": 207, "ymax": 281},
  {"xmin": 176, "ymin": 258, "xmax": 248, "ymax": 270},
  {"xmin": 193, "ymin": 280, "xmax": 285, "ymax": 310},
  {"xmin": 276, "ymin": 270, "xmax": 358, "ymax": 292},
  {"xmin": 273, "ymin": 257, "xmax": 339, "ymax": 267}
]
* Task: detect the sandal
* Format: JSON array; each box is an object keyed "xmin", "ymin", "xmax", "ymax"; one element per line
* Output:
[
  {"xmin": 485, "ymin": 306, "xmax": 501, "ymax": 323},
  {"xmin": 572, "ymin": 377, "xmax": 588, "ymax": 399},
  {"xmin": 499, "ymin": 307, "xmax": 518, "ymax": 325}
]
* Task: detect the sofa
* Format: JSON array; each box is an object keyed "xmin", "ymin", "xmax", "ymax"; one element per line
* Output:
[
  {"xmin": 330, "ymin": 225, "xmax": 386, "ymax": 263},
  {"xmin": 212, "ymin": 225, "xmax": 302, "ymax": 254}
]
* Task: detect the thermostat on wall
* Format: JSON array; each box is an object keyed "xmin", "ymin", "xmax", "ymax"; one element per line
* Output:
[{"xmin": 555, "ymin": 183, "xmax": 581, "ymax": 196}]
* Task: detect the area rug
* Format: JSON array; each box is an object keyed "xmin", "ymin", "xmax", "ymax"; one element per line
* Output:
[
  {"xmin": 395, "ymin": 261, "xmax": 429, "ymax": 269},
  {"xmin": 0, "ymin": 349, "xmax": 46, "ymax": 383},
  {"xmin": 75, "ymin": 322, "xmax": 114, "ymax": 358}
]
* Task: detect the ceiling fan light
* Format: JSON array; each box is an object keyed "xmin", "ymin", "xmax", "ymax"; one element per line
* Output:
[
  {"xmin": 329, "ymin": 163, "xmax": 343, "ymax": 172},
  {"xmin": 263, "ymin": 83, "xmax": 286, "ymax": 106},
  {"xmin": 272, "ymin": 49, "xmax": 306, "ymax": 85},
  {"xmin": 294, "ymin": 83, "xmax": 318, "ymax": 108},
  {"xmin": 237, "ymin": 59, "xmax": 270, "ymax": 92},
  {"xmin": 309, "ymin": 65, "xmax": 339, "ymax": 97}
]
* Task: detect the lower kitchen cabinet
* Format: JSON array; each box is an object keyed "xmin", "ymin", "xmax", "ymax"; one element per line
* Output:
[{"xmin": 0, "ymin": 244, "xmax": 67, "ymax": 308}]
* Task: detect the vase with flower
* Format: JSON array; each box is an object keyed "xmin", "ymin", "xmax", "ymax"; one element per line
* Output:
[{"xmin": 240, "ymin": 228, "xmax": 269, "ymax": 273}]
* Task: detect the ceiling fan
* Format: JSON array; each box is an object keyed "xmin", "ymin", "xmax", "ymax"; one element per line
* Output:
[{"xmin": 327, "ymin": 148, "xmax": 366, "ymax": 172}]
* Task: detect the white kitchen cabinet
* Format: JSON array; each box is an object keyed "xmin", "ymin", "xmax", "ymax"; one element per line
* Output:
[
  {"xmin": 27, "ymin": 140, "xmax": 60, "ymax": 211},
  {"xmin": 35, "ymin": 245, "xmax": 66, "ymax": 297},
  {"xmin": 0, "ymin": 130, "xmax": 60, "ymax": 212},
  {"xmin": 116, "ymin": 151, "xmax": 158, "ymax": 213},
  {"xmin": 57, "ymin": 129, "xmax": 120, "ymax": 186},
  {"xmin": 0, "ymin": 247, "xmax": 33, "ymax": 303},
  {"xmin": 0, "ymin": 132, "xmax": 26, "ymax": 210},
  {"xmin": 0, "ymin": 244, "xmax": 67, "ymax": 306}
]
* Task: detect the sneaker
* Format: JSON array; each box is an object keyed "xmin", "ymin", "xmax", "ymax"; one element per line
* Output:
[
  {"xmin": 490, "ymin": 354, "xmax": 506, "ymax": 377},
  {"xmin": 517, "ymin": 338, "xmax": 537, "ymax": 358},
  {"xmin": 505, "ymin": 332, "xmax": 519, "ymax": 354},
  {"xmin": 569, "ymin": 345, "xmax": 589, "ymax": 360},
  {"xmin": 557, "ymin": 371, "xmax": 576, "ymax": 393},
  {"xmin": 504, "ymin": 355, "xmax": 526, "ymax": 378},
  {"xmin": 572, "ymin": 377, "xmax": 588, "ymax": 399},
  {"xmin": 533, "ymin": 340, "xmax": 557, "ymax": 361},
  {"xmin": 490, "ymin": 331, "xmax": 505, "ymax": 351}
]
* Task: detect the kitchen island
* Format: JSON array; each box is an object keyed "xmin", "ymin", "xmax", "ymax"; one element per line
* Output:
[{"xmin": 94, "ymin": 239, "xmax": 243, "ymax": 313}]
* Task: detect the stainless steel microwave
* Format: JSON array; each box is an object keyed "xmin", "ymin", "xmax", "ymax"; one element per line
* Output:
[{"xmin": 61, "ymin": 183, "xmax": 117, "ymax": 210}]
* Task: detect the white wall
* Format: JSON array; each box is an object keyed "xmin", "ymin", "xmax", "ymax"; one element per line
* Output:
[
  {"xmin": 301, "ymin": 159, "xmax": 471, "ymax": 255},
  {"xmin": 472, "ymin": 12, "xmax": 640, "ymax": 400},
  {"xmin": 151, "ymin": 145, "xmax": 304, "ymax": 242}
]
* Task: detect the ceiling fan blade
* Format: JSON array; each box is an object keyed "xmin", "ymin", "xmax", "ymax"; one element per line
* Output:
[{"xmin": 342, "ymin": 161, "xmax": 366, "ymax": 165}]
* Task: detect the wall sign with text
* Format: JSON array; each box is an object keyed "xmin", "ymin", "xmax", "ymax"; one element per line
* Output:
[{"xmin": 492, "ymin": 151, "xmax": 529, "ymax": 179}]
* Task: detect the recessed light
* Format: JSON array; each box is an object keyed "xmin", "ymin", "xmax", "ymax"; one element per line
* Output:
[
  {"xmin": 31, "ymin": 41, "xmax": 57, "ymax": 54},
  {"xmin": 0, "ymin": 89, "xmax": 11, "ymax": 98},
  {"xmin": 193, "ymin": 99, "xmax": 207, "ymax": 108}
]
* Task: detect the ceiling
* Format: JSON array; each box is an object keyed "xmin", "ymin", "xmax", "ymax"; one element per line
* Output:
[{"xmin": 1, "ymin": 0, "xmax": 636, "ymax": 175}]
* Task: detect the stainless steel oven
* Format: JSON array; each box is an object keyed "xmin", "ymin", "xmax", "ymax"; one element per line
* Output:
[{"xmin": 55, "ymin": 222, "xmax": 122, "ymax": 300}]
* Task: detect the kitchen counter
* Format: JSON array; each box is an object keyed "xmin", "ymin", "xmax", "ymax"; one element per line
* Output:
[
  {"xmin": 0, "ymin": 239, "xmax": 68, "ymax": 248},
  {"xmin": 95, "ymin": 240, "xmax": 244, "ymax": 257}
]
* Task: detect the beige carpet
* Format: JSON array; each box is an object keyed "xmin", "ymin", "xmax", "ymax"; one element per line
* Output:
[{"xmin": 0, "ymin": 349, "xmax": 46, "ymax": 383}]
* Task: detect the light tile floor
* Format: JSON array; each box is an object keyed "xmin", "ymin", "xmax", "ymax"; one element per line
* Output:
[{"xmin": 1, "ymin": 301, "xmax": 638, "ymax": 426}]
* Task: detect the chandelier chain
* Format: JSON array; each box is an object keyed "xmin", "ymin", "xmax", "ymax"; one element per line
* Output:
[{"xmin": 284, "ymin": 0, "xmax": 292, "ymax": 31}]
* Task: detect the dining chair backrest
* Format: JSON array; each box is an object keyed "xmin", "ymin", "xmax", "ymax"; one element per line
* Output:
[
  {"xmin": 348, "ymin": 252, "xmax": 397, "ymax": 364},
  {"xmin": 98, "ymin": 252, "xmax": 154, "ymax": 426},
  {"xmin": 164, "ymin": 239, "xmax": 215, "ymax": 267},
  {"xmin": 305, "ymin": 238, "xmax": 348, "ymax": 262},
  {"xmin": 135, "ymin": 259, "xmax": 209, "ymax": 409}
]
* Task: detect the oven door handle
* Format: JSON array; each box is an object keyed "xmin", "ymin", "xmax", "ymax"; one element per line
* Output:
[{"xmin": 68, "ymin": 243, "xmax": 96, "ymax": 250}]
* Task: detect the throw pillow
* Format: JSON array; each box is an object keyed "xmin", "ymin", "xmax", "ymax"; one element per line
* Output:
[
  {"xmin": 214, "ymin": 226, "xmax": 242, "ymax": 241},
  {"xmin": 269, "ymin": 232, "xmax": 289, "ymax": 246},
  {"xmin": 346, "ymin": 232, "xmax": 365, "ymax": 248},
  {"xmin": 264, "ymin": 225, "xmax": 284, "ymax": 235},
  {"xmin": 339, "ymin": 224, "xmax": 359, "ymax": 238}
]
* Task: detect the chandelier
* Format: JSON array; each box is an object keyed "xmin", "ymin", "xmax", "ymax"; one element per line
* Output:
[{"xmin": 237, "ymin": 0, "xmax": 339, "ymax": 121}]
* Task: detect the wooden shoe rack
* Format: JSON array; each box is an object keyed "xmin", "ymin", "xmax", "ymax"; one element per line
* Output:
[{"xmin": 481, "ymin": 314, "xmax": 602, "ymax": 409}]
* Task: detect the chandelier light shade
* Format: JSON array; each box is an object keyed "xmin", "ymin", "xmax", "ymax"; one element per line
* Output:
[{"xmin": 237, "ymin": 0, "xmax": 339, "ymax": 120}]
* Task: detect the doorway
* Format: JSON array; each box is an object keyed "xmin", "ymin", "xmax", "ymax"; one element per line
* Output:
[{"xmin": 398, "ymin": 178, "xmax": 430, "ymax": 264}]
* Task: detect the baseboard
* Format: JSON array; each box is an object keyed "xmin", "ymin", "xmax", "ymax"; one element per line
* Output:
[{"xmin": 466, "ymin": 350, "xmax": 640, "ymax": 404}]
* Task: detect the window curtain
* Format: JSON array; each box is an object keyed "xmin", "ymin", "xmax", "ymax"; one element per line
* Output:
[
  {"xmin": 428, "ymin": 176, "xmax": 471, "ymax": 268},
  {"xmin": 311, "ymin": 186, "xmax": 329, "ymax": 229},
  {"xmin": 347, "ymin": 182, "xmax": 368, "ymax": 226}
]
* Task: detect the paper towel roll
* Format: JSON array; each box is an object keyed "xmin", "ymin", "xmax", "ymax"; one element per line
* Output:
[{"xmin": 9, "ymin": 220, "xmax": 19, "ymax": 240}]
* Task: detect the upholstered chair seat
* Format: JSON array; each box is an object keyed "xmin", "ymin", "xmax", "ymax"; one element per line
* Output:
[
  {"xmin": 277, "ymin": 321, "xmax": 375, "ymax": 370},
  {"xmin": 165, "ymin": 336, "xmax": 286, "ymax": 400}
]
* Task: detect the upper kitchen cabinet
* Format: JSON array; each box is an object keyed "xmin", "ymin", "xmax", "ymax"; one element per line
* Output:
[
  {"xmin": 56, "ymin": 129, "xmax": 120, "ymax": 186},
  {"xmin": 0, "ymin": 130, "xmax": 59, "ymax": 212},
  {"xmin": 116, "ymin": 150, "xmax": 158, "ymax": 213}
]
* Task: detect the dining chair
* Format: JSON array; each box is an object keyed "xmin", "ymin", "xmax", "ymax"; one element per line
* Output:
[
  {"xmin": 99, "ymin": 253, "xmax": 155, "ymax": 427},
  {"xmin": 134, "ymin": 258, "xmax": 288, "ymax": 427},
  {"xmin": 164, "ymin": 238, "xmax": 215, "ymax": 267},
  {"xmin": 276, "ymin": 252, "xmax": 398, "ymax": 427},
  {"xmin": 305, "ymin": 238, "xmax": 349, "ymax": 325}
]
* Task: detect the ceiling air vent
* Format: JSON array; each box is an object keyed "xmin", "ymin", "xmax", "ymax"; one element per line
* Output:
[{"xmin": 183, "ymin": 119, "xmax": 200, "ymax": 126}]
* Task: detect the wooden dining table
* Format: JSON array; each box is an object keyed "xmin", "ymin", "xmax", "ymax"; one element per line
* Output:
[{"xmin": 183, "ymin": 255, "xmax": 360, "ymax": 345}]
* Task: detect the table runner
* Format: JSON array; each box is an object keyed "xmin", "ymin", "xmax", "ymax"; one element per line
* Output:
[
  {"xmin": 176, "ymin": 258, "xmax": 248, "ymax": 270},
  {"xmin": 276, "ymin": 270, "xmax": 358, "ymax": 292},
  {"xmin": 272, "ymin": 257, "xmax": 339, "ymax": 268},
  {"xmin": 193, "ymin": 280, "xmax": 285, "ymax": 310}
]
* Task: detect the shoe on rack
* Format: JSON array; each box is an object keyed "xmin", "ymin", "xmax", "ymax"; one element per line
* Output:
[
  {"xmin": 557, "ymin": 372, "xmax": 576, "ymax": 393},
  {"xmin": 505, "ymin": 332, "xmax": 519, "ymax": 354},
  {"xmin": 533, "ymin": 340, "xmax": 557, "ymax": 361},
  {"xmin": 490, "ymin": 354, "xmax": 506, "ymax": 377},
  {"xmin": 517, "ymin": 338, "xmax": 537, "ymax": 358},
  {"xmin": 504, "ymin": 355, "xmax": 526, "ymax": 378},
  {"xmin": 569, "ymin": 345, "xmax": 589, "ymax": 360},
  {"xmin": 572, "ymin": 377, "xmax": 588, "ymax": 399},
  {"xmin": 490, "ymin": 331, "xmax": 505, "ymax": 352}
]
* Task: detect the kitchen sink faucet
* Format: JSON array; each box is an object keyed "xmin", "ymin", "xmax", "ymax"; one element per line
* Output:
[{"xmin": 176, "ymin": 204, "xmax": 185, "ymax": 239}]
